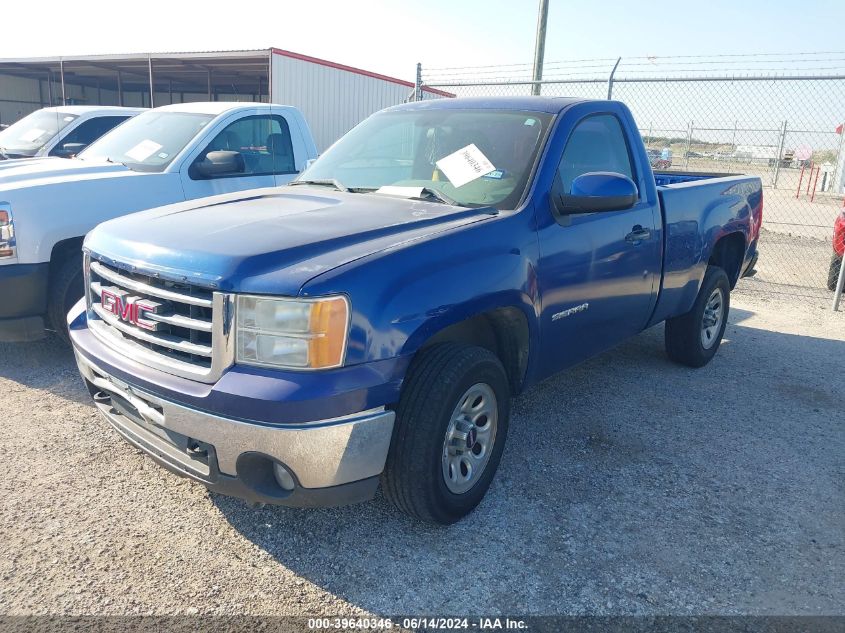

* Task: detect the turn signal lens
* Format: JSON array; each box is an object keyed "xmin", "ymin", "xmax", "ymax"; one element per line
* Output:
[{"xmin": 0, "ymin": 209, "xmax": 15, "ymax": 259}]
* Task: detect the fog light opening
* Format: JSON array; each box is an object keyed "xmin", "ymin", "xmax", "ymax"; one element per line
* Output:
[
  {"xmin": 93, "ymin": 391, "xmax": 112, "ymax": 404},
  {"xmin": 273, "ymin": 463, "xmax": 296, "ymax": 491}
]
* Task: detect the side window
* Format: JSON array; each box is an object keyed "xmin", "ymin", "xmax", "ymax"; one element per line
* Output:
[
  {"xmin": 557, "ymin": 114, "xmax": 634, "ymax": 194},
  {"xmin": 49, "ymin": 116, "xmax": 130, "ymax": 155},
  {"xmin": 196, "ymin": 115, "xmax": 295, "ymax": 178}
]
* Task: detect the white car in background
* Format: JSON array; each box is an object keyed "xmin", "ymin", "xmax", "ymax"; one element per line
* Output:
[
  {"xmin": 0, "ymin": 106, "xmax": 144, "ymax": 163},
  {"xmin": 0, "ymin": 101, "xmax": 318, "ymax": 342}
]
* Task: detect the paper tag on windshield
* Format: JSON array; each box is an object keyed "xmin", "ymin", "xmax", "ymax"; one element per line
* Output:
[
  {"xmin": 375, "ymin": 186, "xmax": 424, "ymax": 198},
  {"xmin": 19, "ymin": 128, "xmax": 46, "ymax": 142},
  {"xmin": 435, "ymin": 144, "xmax": 495, "ymax": 188},
  {"xmin": 125, "ymin": 139, "xmax": 163, "ymax": 162}
]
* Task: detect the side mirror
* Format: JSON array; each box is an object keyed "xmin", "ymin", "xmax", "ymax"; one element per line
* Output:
[
  {"xmin": 554, "ymin": 171, "xmax": 638, "ymax": 215},
  {"xmin": 54, "ymin": 142, "xmax": 87, "ymax": 158},
  {"xmin": 194, "ymin": 150, "xmax": 245, "ymax": 178}
]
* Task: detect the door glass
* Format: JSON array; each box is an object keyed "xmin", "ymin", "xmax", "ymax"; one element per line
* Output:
[
  {"xmin": 196, "ymin": 115, "xmax": 295, "ymax": 178},
  {"xmin": 557, "ymin": 114, "xmax": 634, "ymax": 194}
]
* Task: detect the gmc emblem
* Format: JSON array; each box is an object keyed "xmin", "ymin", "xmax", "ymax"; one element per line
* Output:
[{"xmin": 100, "ymin": 287, "xmax": 163, "ymax": 331}]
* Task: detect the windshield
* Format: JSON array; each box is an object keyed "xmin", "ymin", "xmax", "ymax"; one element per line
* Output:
[
  {"xmin": 79, "ymin": 111, "xmax": 214, "ymax": 172},
  {"xmin": 300, "ymin": 109, "xmax": 554, "ymax": 209},
  {"xmin": 0, "ymin": 110, "xmax": 78, "ymax": 156}
]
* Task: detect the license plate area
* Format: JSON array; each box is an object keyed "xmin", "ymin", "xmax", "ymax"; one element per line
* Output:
[{"xmin": 93, "ymin": 372, "xmax": 214, "ymax": 477}]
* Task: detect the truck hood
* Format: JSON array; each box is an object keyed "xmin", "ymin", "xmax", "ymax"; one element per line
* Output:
[
  {"xmin": 86, "ymin": 186, "xmax": 495, "ymax": 296},
  {"xmin": 0, "ymin": 156, "xmax": 57, "ymax": 171},
  {"xmin": 0, "ymin": 157, "xmax": 135, "ymax": 189}
]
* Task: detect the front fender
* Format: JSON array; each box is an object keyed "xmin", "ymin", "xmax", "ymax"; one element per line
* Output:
[
  {"xmin": 8, "ymin": 173, "xmax": 184, "ymax": 264},
  {"xmin": 300, "ymin": 209, "xmax": 541, "ymax": 373}
]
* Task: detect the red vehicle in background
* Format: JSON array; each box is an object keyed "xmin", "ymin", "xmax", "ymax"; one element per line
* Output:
[{"xmin": 829, "ymin": 210, "xmax": 845, "ymax": 290}]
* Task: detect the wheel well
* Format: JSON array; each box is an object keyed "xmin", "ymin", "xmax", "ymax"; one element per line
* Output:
[
  {"xmin": 709, "ymin": 232, "xmax": 745, "ymax": 288},
  {"xmin": 49, "ymin": 237, "xmax": 85, "ymax": 274},
  {"xmin": 421, "ymin": 307, "xmax": 530, "ymax": 395},
  {"xmin": 44, "ymin": 237, "xmax": 85, "ymax": 329}
]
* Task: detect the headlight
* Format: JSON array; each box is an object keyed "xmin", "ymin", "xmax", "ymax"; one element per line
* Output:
[
  {"xmin": 0, "ymin": 206, "xmax": 14, "ymax": 259},
  {"xmin": 235, "ymin": 295, "xmax": 350, "ymax": 370}
]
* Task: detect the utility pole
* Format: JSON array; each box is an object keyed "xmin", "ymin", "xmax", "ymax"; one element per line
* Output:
[{"xmin": 531, "ymin": 0, "xmax": 549, "ymax": 96}]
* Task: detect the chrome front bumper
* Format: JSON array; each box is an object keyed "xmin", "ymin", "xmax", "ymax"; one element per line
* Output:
[{"xmin": 74, "ymin": 351, "xmax": 396, "ymax": 507}]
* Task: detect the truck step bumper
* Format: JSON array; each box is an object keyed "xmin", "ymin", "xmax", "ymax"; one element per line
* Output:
[
  {"xmin": 741, "ymin": 251, "xmax": 759, "ymax": 278},
  {"xmin": 75, "ymin": 351, "xmax": 395, "ymax": 507}
]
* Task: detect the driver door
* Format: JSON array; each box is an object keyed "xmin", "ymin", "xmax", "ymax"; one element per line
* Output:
[{"xmin": 536, "ymin": 112, "xmax": 661, "ymax": 377}]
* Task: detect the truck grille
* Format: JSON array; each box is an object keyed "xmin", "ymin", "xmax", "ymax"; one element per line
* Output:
[{"xmin": 85, "ymin": 256, "xmax": 234, "ymax": 382}]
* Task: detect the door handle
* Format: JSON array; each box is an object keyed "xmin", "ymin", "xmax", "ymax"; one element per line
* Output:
[{"xmin": 625, "ymin": 225, "xmax": 651, "ymax": 243}]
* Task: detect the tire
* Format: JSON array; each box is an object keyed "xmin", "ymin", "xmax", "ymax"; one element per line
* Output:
[
  {"xmin": 47, "ymin": 254, "xmax": 84, "ymax": 345},
  {"xmin": 828, "ymin": 254, "xmax": 843, "ymax": 291},
  {"xmin": 665, "ymin": 266, "xmax": 730, "ymax": 368},
  {"xmin": 382, "ymin": 343, "xmax": 510, "ymax": 524}
]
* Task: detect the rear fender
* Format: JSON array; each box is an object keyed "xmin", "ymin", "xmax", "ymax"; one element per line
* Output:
[{"xmin": 649, "ymin": 179, "xmax": 756, "ymax": 325}]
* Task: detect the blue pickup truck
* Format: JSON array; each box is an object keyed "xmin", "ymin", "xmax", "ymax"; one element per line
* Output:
[{"xmin": 69, "ymin": 97, "xmax": 762, "ymax": 524}]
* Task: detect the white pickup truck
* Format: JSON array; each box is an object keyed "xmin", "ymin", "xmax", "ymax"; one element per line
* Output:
[
  {"xmin": 0, "ymin": 101, "xmax": 318, "ymax": 342},
  {"xmin": 0, "ymin": 106, "xmax": 144, "ymax": 163}
]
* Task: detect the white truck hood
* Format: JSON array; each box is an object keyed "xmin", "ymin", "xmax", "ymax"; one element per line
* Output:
[
  {"xmin": 0, "ymin": 156, "xmax": 63, "ymax": 173},
  {"xmin": 1, "ymin": 159, "xmax": 183, "ymax": 265},
  {"xmin": 0, "ymin": 157, "xmax": 138, "ymax": 191}
]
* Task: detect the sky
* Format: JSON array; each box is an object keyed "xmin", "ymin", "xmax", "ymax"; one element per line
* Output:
[{"xmin": 2, "ymin": 0, "xmax": 844, "ymax": 82}]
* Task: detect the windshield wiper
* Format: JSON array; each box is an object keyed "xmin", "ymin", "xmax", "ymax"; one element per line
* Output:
[
  {"xmin": 289, "ymin": 178, "xmax": 349, "ymax": 193},
  {"xmin": 415, "ymin": 187, "xmax": 460, "ymax": 206},
  {"xmin": 351, "ymin": 185, "xmax": 463, "ymax": 207}
]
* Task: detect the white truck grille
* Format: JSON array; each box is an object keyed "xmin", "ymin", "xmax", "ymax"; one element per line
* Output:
[{"xmin": 85, "ymin": 256, "xmax": 234, "ymax": 382}]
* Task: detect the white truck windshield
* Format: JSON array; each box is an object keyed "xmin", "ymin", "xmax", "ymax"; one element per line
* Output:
[
  {"xmin": 79, "ymin": 111, "xmax": 214, "ymax": 172},
  {"xmin": 0, "ymin": 110, "xmax": 78, "ymax": 156}
]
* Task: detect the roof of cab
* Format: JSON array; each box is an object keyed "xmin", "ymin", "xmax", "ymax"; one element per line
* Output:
[
  {"xmin": 152, "ymin": 101, "xmax": 278, "ymax": 116},
  {"xmin": 386, "ymin": 95, "xmax": 590, "ymax": 114},
  {"xmin": 45, "ymin": 105, "xmax": 145, "ymax": 115}
]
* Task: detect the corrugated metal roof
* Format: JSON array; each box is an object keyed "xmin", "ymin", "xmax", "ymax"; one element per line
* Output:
[
  {"xmin": 0, "ymin": 49, "xmax": 450, "ymax": 96},
  {"xmin": 0, "ymin": 49, "xmax": 272, "ymax": 64}
]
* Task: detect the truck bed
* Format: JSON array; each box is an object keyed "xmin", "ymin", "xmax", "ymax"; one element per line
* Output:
[
  {"xmin": 653, "ymin": 170, "xmax": 741, "ymax": 187},
  {"xmin": 648, "ymin": 171, "xmax": 763, "ymax": 326}
]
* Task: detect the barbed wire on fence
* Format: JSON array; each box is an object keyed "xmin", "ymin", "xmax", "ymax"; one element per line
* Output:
[
  {"xmin": 421, "ymin": 51, "xmax": 845, "ymax": 85},
  {"xmin": 417, "ymin": 53, "xmax": 845, "ymax": 296}
]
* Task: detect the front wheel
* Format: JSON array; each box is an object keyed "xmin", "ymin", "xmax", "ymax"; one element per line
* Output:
[
  {"xmin": 382, "ymin": 343, "xmax": 510, "ymax": 524},
  {"xmin": 47, "ymin": 255, "xmax": 84, "ymax": 345},
  {"xmin": 665, "ymin": 266, "xmax": 730, "ymax": 368}
]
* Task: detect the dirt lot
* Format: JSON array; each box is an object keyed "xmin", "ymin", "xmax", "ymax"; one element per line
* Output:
[{"xmin": 0, "ymin": 285, "xmax": 842, "ymax": 617}]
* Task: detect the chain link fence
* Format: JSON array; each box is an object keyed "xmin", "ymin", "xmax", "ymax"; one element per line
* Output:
[{"xmin": 419, "ymin": 55, "xmax": 845, "ymax": 297}]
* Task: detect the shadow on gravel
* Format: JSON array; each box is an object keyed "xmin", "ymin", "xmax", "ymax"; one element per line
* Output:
[
  {"xmin": 214, "ymin": 312, "xmax": 845, "ymax": 615},
  {"xmin": 0, "ymin": 336, "xmax": 91, "ymax": 406}
]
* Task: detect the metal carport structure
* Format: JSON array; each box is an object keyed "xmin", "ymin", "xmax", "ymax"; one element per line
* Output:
[
  {"xmin": 0, "ymin": 49, "xmax": 451, "ymax": 149},
  {"xmin": 0, "ymin": 50, "xmax": 274, "ymax": 117}
]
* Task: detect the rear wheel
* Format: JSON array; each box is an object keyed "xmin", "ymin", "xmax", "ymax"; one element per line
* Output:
[
  {"xmin": 382, "ymin": 343, "xmax": 510, "ymax": 524},
  {"xmin": 828, "ymin": 254, "xmax": 843, "ymax": 291},
  {"xmin": 47, "ymin": 254, "xmax": 84, "ymax": 345},
  {"xmin": 665, "ymin": 266, "xmax": 730, "ymax": 368}
]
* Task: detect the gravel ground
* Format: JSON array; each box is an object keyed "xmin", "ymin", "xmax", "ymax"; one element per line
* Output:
[{"xmin": 0, "ymin": 285, "xmax": 842, "ymax": 617}]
